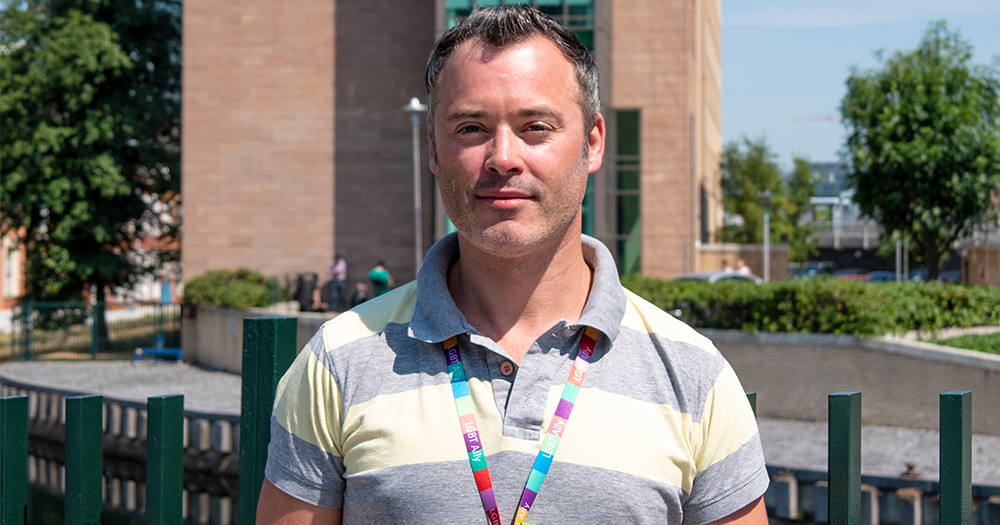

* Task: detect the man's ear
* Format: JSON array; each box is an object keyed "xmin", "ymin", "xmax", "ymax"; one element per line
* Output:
[
  {"xmin": 428, "ymin": 129, "xmax": 439, "ymax": 175},
  {"xmin": 587, "ymin": 112, "xmax": 606, "ymax": 174}
]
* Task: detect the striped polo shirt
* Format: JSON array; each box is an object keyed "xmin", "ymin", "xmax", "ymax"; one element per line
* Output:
[{"xmin": 265, "ymin": 234, "xmax": 768, "ymax": 524}]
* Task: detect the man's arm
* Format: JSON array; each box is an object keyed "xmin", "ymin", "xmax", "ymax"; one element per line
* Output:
[
  {"xmin": 705, "ymin": 496, "xmax": 767, "ymax": 525},
  {"xmin": 256, "ymin": 479, "xmax": 342, "ymax": 525}
]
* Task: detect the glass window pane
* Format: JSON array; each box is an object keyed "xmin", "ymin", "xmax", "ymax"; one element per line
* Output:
[
  {"xmin": 617, "ymin": 170, "xmax": 639, "ymax": 191},
  {"xmin": 536, "ymin": 0, "xmax": 562, "ymax": 6},
  {"xmin": 538, "ymin": 5, "xmax": 563, "ymax": 17},
  {"xmin": 617, "ymin": 238, "xmax": 641, "ymax": 275},
  {"xmin": 572, "ymin": 30, "xmax": 594, "ymax": 51},
  {"xmin": 616, "ymin": 110, "xmax": 640, "ymax": 157},
  {"xmin": 446, "ymin": 0, "xmax": 473, "ymax": 8},
  {"xmin": 477, "ymin": 0, "xmax": 502, "ymax": 5},
  {"xmin": 568, "ymin": 4, "xmax": 594, "ymax": 17},
  {"xmin": 582, "ymin": 190, "xmax": 594, "ymax": 236},
  {"xmin": 617, "ymin": 195, "xmax": 640, "ymax": 236}
]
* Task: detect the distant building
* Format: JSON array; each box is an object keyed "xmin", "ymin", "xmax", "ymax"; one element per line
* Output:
[
  {"xmin": 1, "ymin": 230, "xmax": 26, "ymax": 332},
  {"xmin": 182, "ymin": 0, "xmax": 726, "ymax": 287},
  {"xmin": 805, "ymin": 162, "xmax": 880, "ymax": 250}
]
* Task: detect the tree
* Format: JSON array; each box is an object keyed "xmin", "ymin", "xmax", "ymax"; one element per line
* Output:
[
  {"xmin": 841, "ymin": 21, "xmax": 1000, "ymax": 279},
  {"xmin": 784, "ymin": 158, "xmax": 819, "ymax": 262},
  {"xmin": 720, "ymin": 137, "xmax": 817, "ymax": 261},
  {"xmin": 0, "ymin": 0, "xmax": 180, "ymax": 302}
]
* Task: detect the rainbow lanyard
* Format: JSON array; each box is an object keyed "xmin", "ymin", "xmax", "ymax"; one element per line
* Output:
[{"xmin": 443, "ymin": 326, "xmax": 600, "ymax": 525}]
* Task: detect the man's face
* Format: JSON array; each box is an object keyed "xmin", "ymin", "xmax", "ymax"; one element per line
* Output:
[{"xmin": 429, "ymin": 36, "xmax": 605, "ymax": 258}]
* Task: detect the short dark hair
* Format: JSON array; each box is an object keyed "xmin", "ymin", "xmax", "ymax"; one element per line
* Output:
[{"xmin": 425, "ymin": 5, "xmax": 600, "ymax": 132}]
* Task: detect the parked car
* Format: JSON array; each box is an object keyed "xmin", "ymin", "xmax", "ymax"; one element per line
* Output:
[
  {"xmin": 799, "ymin": 261, "xmax": 835, "ymax": 278},
  {"xmin": 938, "ymin": 270, "xmax": 962, "ymax": 283},
  {"xmin": 671, "ymin": 270, "xmax": 763, "ymax": 284},
  {"xmin": 832, "ymin": 268, "xmax": 870, "ymax": 281},
  {"xmin": 867, "ymin": 271, "xmax": 897, "ymax": 282}
]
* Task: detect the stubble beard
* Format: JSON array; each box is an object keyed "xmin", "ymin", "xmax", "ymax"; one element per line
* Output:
[{"xmin": 437, "ymin": 144, "xmax": 590, "ymax": 260}]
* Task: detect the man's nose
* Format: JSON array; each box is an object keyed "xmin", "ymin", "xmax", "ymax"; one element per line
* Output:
[{"xmin": 483, "ymin": 127, "xmax": 523, "ymax": 176}]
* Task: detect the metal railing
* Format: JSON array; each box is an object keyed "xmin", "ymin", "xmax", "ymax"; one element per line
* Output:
[
  {"xmin": 0, "ymin": 318, "xmax": 982, "ymax": 524},
  {"xmin": 2, "ymin": 302, "xmax": 180, "ymax": 361}
]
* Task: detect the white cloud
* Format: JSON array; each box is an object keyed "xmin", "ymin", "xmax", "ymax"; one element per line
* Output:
[{"xmin": 725, "ymin": 0, "xmax": 1000, "ymax": 28}]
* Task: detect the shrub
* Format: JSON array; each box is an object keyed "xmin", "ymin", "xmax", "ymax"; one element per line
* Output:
[
  {"xmin": 183, "ymin": 268, "xmax": 284, "ymax": 310},
  {"xmin": 620, "ymin": 275, "xmax": 1000, "ymax": 337}
]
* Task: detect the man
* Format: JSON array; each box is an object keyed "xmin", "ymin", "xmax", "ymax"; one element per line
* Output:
[
  {"xmin": 327, "ymin": 255, "xmax": 348, "ymax": 311},
  {"xmin": 258, "ymin": 6, "xmax": 768, "ymax": 524}
]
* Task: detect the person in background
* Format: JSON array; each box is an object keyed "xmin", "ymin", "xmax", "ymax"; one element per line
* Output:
[
  {"xmin": 349, "ymin": 281, "xmax": 370, "ymax": 308},
  {"xmin": 258, "ymin": 6, "xmax": 768, "ymax": 524},
  {"xmin": 327, "ymin": 254, "xmax": 349, "ymax": 311},
  {"xmin": 735, "ymin": 258, "xmax": 752, "ymax": 276},
  {"xmin": 368, "ymin": 260, "xmax": 393, "ymax": 297}
]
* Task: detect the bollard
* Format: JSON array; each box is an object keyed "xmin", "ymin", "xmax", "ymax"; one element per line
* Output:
[
  {"xmin": 828, "ymin": 392, "xmax": 861, "ymax": 525},
  {"xmin": 147, "ymin": 395, "xmax": 184, "ymax": 525},
  {"xmin": 238, "ymin": 317, "xmax": 298, "ymax": 524},
  {"xmin": 1, "ymin": 397, "xmax": 29, "ymax": 525},
  {"xmin": 940, "ymin": 391, "xmax": 972, "ymax": 525},
  {"xmin": 65, "ymin": 395, "xmax": 104, "ymax": 525}
]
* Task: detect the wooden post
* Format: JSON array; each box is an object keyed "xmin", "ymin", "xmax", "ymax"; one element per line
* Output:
[
  {"xmin": 828, "ymin": 392, "xmax": 861, "ymax": 525},
  {"xmin": 940, "ymin": 391, "xmax": 972, "ymax": 525},
  {"xmin": 1, "ymin": 397, "xmax": 28, "ymax": 525},
  {"xmin": 147, "ymin": 395, "xmax": 184, "ymax": 525},
  {"xmin": 65, "ymin": 395, "xmax": 103, "ymax": 525},
  {"xmin": 239, "ymin": 317, "xmax": 298, "ymax": 524}
]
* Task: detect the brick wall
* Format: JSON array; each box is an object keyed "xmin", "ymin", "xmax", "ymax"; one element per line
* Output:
[
  {"xmin": 332, "ymin": 0, "xmax": 435, "ymax": 285},
  {"xmin": 182, "ymin": 0, "xmax": 336, "ymax": 283}
]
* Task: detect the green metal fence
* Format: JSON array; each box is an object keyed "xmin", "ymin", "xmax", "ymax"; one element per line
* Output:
[
  {"xmin": 3, "ymin": 302, "xmax": 180, "ymax": 361},
  {"xmin": 0, "ymin": 318, "xmax": 979, "ymax": 524}
]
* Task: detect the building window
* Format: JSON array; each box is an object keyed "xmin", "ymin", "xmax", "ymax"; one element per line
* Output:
[
  {"xmin": 445, "ymin": 0, "xmax": 595, "ymax": 51},
  {"xmin": 3, "ymin": 238, "xmax": 21, "ymax": 299},
  {"xmin": 613, "ymin": 109, "xmax": 641, "ymax": 275}
]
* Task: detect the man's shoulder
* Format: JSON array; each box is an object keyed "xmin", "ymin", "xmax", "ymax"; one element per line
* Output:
[
  {"xmin": 315, "ymin": 281, "xmax": 418, "ymax": 354},
  {"xmin": 617, "ymin": 286, "xmax": 717, "ymax": 356}
]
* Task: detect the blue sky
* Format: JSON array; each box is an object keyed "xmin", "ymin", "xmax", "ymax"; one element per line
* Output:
[{"xmin": 722, "ymin": 0, "xmax": 1000, "ymax": 171}]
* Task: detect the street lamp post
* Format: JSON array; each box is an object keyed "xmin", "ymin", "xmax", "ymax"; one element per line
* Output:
[
  {"xmin": 403, "ymin": 97, "xmax": 428, "ymax": 273},
  {"xmin": 760, "ymin": 190, "xmax": 772, "ymax": 284}
]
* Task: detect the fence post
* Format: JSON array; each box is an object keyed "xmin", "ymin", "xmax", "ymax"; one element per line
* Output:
[
  {"xmin": 940, "ymin": 391, "xmax": 972, "ymax": 525},
  {"xmin": 828, "ymin": 391, "xmax": 861, "ymax": 525},
  {"xmin": 1, "ymin": 397, "xmax": 28, "ymax": 525},
  {"xmin": 147, "ymin": 395, "xmax": 184, "ymax": 525},
  {"xmin": 239, "ymin": 317, "xmax": 298, "ymax": 525},
  {"xmin": 66, "ymin": 395, "xmax": 104, "ymax": 525},
  {"xmin": 19, "ymin": 303, "xmax": 33, "ymax": 360}
]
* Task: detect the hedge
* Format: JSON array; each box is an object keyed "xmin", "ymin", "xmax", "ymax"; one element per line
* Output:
[
  {"xmin": 182, "ymin": 268, "xmax": 285, "ymax": 310},
  {"xmin": 620, "ymin": 275, "xmax": 1000, "ymax": 337}
]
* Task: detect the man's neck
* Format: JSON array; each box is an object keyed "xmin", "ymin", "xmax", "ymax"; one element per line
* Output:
[{"xmin": 447, "ymin": 233, "xmax": 593, "ymax": 364}]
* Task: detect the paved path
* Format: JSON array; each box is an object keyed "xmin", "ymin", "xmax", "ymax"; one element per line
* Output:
[{"xmin": 3, "ymin": 361, "xmax": 999, "ymax": 487}]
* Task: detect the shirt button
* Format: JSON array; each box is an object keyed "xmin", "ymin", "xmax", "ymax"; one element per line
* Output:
[{"xmin": 500, "ymin": 361, "xmax": 515, "ymax": 376}]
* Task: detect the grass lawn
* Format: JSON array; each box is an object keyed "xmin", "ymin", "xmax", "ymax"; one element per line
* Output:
[{"xmin": 931, "ymin": 332, "xmax": 1000, "ymax": 356}]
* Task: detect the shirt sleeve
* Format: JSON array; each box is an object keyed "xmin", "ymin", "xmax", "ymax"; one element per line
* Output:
[
  {"xmin": 682, "ymin": 360, "xmax": 769, "ymax": 524},
  {"xmin": 264, "ymin": 331, "xmax": 346, "ymax": 508}
]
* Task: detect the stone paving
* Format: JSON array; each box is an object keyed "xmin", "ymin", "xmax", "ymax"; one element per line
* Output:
[{"xmin": 2, "ymin": 360, "xmax": 999, "ymax": 487}]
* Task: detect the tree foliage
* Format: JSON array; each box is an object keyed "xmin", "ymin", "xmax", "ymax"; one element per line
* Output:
[
  {"xmin": 0, "ymin": 0, "xmax": 181, "ymax": 300},
  {"xmin": 720, "ymin": 137, "xmax": 817, "ymax": 261},
  {"xmin": 841, "ymin": 21, "xmax": 1000, "ymax": 279}
]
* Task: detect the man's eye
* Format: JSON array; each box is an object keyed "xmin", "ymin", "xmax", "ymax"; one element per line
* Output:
[
  {"xmin": 524, "ymin": 123, "xmax": 551, "ymax": 134},
  {"xmin": 457, "ymin": 124, "xmax": 484, "ymax": 134}
]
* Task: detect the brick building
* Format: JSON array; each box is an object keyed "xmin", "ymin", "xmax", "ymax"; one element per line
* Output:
[{"xmin": 181, "ymin": 0, "xmax": 724, "ymax": 288}]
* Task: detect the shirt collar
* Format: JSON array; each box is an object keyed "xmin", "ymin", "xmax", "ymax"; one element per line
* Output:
[{"xmin": 408, "ymin": 233, "xmax": 625, "ymax": 344}]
